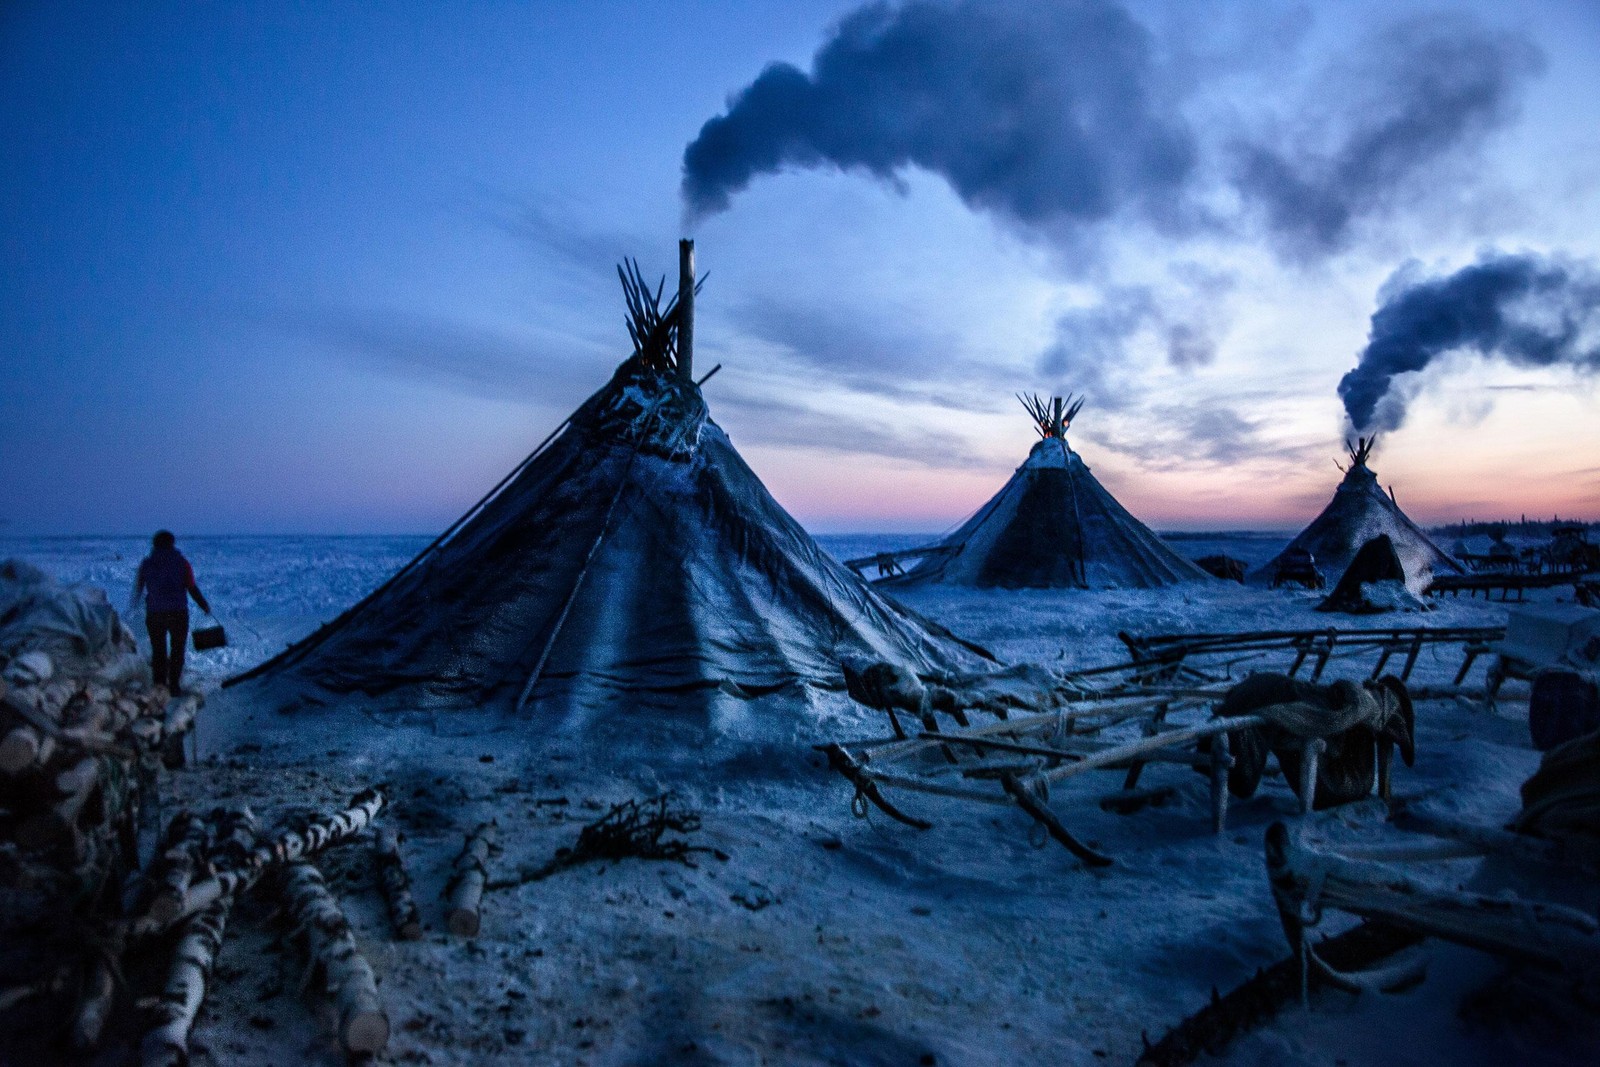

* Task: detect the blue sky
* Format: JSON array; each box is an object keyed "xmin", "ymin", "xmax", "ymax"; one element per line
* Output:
[{"xmin": 4, "ymin": 0, "xmax": 1598, "ymax": 535}]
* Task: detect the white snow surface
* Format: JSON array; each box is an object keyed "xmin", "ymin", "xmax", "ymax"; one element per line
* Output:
[{"xmin": 5, "ymin": 534, "xmax": 1595, "ymax": 1066}]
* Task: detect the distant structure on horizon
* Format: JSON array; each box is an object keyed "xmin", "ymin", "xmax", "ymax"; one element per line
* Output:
[
  {"xmin": 878, "ymin": 394, "xmax": 1211, "ymax": 590},
  {"xmin": 1249, "ymin": 437, "xmax": 1463, "ymax": 592}
]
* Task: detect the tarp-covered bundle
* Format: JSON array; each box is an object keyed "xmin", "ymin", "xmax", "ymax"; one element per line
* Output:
[
  {"xmin": 889, "ymin": 395, "xmax": 1210, "ymax": 590},
  {"xmin": 1250, "ymin": 437, "xmax": 1461, "ymax": 592},
  {"xmin": 226, "ymin": 255, "xmax": 990, "ymax": 718},
  {"xmin": 0, "ymin": 558, "xmax": 138, "ymax": 678},
  {"xmin": 1212, "ymin": 672, "xmax": 1415, "ymax": 810}
]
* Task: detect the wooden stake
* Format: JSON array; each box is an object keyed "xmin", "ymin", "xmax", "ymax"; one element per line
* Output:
[
  {"xmin": 1210, "ymin": 730, "xmax": 1233, "ymax": 834},
  {"xmin": 160, "ymin": 693, "xmax": 201, "ymax": 767},
  {"xmin": 445, "ymin": 822, "xmax": 495, "ymax": 937},
  {"xmin": 1297, "ymin": 738, "xmax": 1325, "ymax": 815}
]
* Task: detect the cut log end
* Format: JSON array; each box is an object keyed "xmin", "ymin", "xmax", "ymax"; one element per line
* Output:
[
  {"xmin": 146, "ymin": 893, "xmax": 185, "ymax": 929},
  {"xmin": 342, "ymin": 1009, "xmax": 391, "ymax": 1056},
  {"xmin": 0, "ymin": 726, "xmax": 47, "ymax": 774}
]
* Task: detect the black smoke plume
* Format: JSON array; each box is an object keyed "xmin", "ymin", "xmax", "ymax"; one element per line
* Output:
[
  {"xmin": 681, "ymin": 0, "xmax": 1194, "ymax": 231},
  {"xmin": 1235, "ymin": 17, "xmax": 1541, "ymax": 258},
  {"xmin": 1340, "ymin": 252, "xmax": 1600, "ymax": 433}
]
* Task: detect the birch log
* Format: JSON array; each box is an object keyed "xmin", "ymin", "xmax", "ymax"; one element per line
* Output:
[
  {"xmin": 252, "ymin": 787, "xmax": 386, "ymax": 868},
  {"xmin": 373, "ymin": 827, "xmax": 423, "ymax": 940},
  {"xmin": 278, "ymin": 860, "xmax": 389, "ymax": 1056},
  {"xmin": 446, "ymin": 822, "xmax": 495, "ymax": 937},
  {"xmin": 160, "ymin": 693, "xmax": 201, "ymax": 768},
  {"xmin": 128, "ymin": 792, "xmax": 376, "ymax": 940},
  {"xmin": 139, "ymin": 895, "xmax": 234, "ymax": 1067},
  {"xmin": 70, "ymin": 953, "xmax": 116, "ymax": 1050},
  {"xmin": 144, "ymin": 811, "xmax": 210, "ymax": 928},
  {"xmin": 15, "ymin": 754, "xmax": 101, "ymax": 849},
  {"xmin": 0, "ymin": 725, "xmax": 54, "ymax": 774}
]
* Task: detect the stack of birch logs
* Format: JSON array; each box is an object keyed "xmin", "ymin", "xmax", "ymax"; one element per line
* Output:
[
  {"xmin": 131, "ymin": 788, "xmax": 395, "ymax": 1064},
  {"xmin": 0, "ymin": 643, "xmax": 200, "ymax": 1057}
]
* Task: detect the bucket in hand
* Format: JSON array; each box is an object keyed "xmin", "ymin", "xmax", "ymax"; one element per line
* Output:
[{"xmin": 192, "ymin": 623, "xmax": 227, "ymax": 651}]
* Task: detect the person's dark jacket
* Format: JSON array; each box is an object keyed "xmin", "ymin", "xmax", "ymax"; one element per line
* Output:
[{"xmin": 137, "ymin": 545, "xmax": 208, "ymax": 614}]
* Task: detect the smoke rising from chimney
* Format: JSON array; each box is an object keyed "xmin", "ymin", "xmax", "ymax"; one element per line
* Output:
[
  {"xmin": 1340, "ymin": 252, "xmax": 1600, "ymax": 433},
  {"xmin": 681, "ymin": 0, "xmax": 1195, "ymax": 234}
]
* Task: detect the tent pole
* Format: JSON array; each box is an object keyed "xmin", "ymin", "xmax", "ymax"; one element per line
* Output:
[
  {"xmin": 678, "ymin": 239, "xmax": 695, "ymax": 382},
  {"xmin": 514, "ymin": 393, "xmax": 688, "ymax": 712}
]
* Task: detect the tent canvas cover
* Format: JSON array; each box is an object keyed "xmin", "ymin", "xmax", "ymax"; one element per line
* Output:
[
  {"xmin": 888, "ymin": 395, "xmax": 1211, "ymax": 590},
  {"xmin": 226, "ymin": 254, "xmax": 990, "ymax": 719},
  {"xmin": 1249, "ymin": 438, "xmax": 1463, "ymax": 591}
]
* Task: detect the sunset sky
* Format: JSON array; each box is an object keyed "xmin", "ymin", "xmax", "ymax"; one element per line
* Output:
[{"xmin": 4, "ymin": 0, "xmax": 1598, "ymax": 536}]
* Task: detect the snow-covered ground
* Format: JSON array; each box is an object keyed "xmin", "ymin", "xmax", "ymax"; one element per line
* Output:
[{"xmin": 4, "ymin": 534, "xmax": 1594, "ymax": 1066}]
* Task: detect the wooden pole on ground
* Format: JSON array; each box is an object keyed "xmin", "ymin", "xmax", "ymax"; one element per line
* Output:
[{"xmin": 140, "ymin": 897, "xmax": 234, "ymax": 1067}]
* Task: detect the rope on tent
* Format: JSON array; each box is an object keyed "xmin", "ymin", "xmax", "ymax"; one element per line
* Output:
[{"xmin": 222, "ymin": 412, "xmax": 576, "ymax": 689}]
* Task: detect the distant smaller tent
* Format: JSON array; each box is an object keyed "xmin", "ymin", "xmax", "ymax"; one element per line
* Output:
[
  {"xmin": 888, "ymin": 395, "xmax": 1211, "ymax": 590},
  {"xmin": 1196, "ymin": 555, "xmax": 1247, "ymax": 584},
  {"xmin": 1251, "ymin": 437, "xmax": 1462, "ymax": 592}
]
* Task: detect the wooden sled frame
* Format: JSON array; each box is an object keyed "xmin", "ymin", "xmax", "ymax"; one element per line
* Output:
[
  {"xmin": 1264, "ymin": 821, "xmax": 1600, "ymax": 1003},
  {"xmin": 821, "ymin": 685, "xmax": 1369, "ymax": 867},
  {"xmin": 822, "ymin": 623, "xmax": 1505, "ymax": 866},
  {"xmin": 1114, "ymin": 625, "xmax": 1503, "ymax": 691}
]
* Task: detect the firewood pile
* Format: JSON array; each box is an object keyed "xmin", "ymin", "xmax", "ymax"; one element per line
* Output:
[
  {"xmin": 3, "ymin": 780, "xmax": 400, "ymax": 1061},
  {"xmin": 0, "ymin": 559, "xmax": 197, "ymax": 1057},
  {"xmin": 1, "ymin": 566, "xmax": 203, "ymax": 1055}
]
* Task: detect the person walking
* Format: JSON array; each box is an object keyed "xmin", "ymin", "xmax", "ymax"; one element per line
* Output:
[{"xmin": 133, "ymin": 530, "xmax": 211, "ymax": 692}]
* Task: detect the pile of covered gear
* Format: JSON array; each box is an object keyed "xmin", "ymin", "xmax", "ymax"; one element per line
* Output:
[{"xmin": 1210, "ymin": 672, "xmax": 1415, "ymax": 810}]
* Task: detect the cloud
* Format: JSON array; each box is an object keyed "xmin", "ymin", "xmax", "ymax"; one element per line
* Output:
[
  {"xmin": 1339, "ymin": 251, "xmax": 1600, "ymax": 433},
  {"xmin": 712, "ymin": 387, "xmax": 992, "ymax": 470},
  {"xmin": 681, "ymin": 0, "xmax": 1196, "ymax": 236},
  {"xmin": 733, "ymin": 299, "xmax": 1014, "ymax": 408},
  {"xmin": 1233, "ymin": 16, "xmax": 1543, "ymax": 258},
  {"xmin": 480, "ymin": 195, "xmax": 649, "ymax": 280},
  {"xmin": 1089, "ymin": 402, "xmax": 1323, "ymax": 471},
  {"xmin": 1035, "ymin": 267, "xmax": 1234, "ymax": 407},
  {"xmin": 300, "ymin": 307, "xmax": 606, "ymax": 404}
]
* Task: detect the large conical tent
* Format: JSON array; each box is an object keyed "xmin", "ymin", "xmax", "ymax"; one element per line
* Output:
[
  {"xmin": 1249, "ymin": 437, "xmax": 1463, "ymax": 590},
  {"xmin": 225, "ymin": 247, "xmax": 990, "ymax": 718},
  {"xmin": 888, "ymin": 395, "xmax": 1211, "ymax": 589}
]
